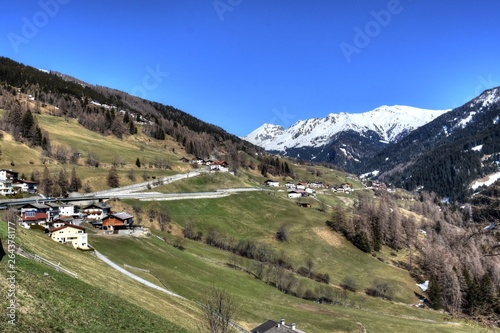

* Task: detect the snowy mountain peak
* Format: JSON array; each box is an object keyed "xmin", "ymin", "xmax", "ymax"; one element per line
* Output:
[
  {"xmin": 245, "ymin": 123, "xmax": 285, "ymax": 143},
  {"xmin": 466, "ymin": 87, "xmax": 500, "ymax": 111},
  {"xmin": 244, "ymin": 105, "xmax": 450, "ymax": 152}
]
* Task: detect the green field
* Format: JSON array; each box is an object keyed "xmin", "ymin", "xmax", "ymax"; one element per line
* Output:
[{"xmin": 0, "ymin": 223, "xmax": 191, "ymax": 333}]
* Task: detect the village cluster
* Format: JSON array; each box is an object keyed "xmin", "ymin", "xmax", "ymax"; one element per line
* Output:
[
  {"xmin": 263, "ymin": 179, "xmax": 354, "ymax": 198},
  {"xmin": 17, "ymin": 200, "xmax": 140, "ymax": 250},
  {"xmin": 180, "ymin": 156, "xmax": 230, "ymax": 172},
  {"xmin": 0, "ymin": 166, "xmax": 138, "ymax": 251},
  {"xmin": 0, "ymin": 169, "xmax": 38, "ymax": 196}
]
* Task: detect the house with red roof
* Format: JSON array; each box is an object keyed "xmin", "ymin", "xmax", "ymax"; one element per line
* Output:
[{"xmin": 102, "ymin": 212, "xmax": 134, "ymax": 231}]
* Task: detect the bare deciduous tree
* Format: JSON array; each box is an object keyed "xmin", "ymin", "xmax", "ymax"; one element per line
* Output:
[{"xmin": 201, "ymin": 287, "xmax": 239, "ymax": 333}]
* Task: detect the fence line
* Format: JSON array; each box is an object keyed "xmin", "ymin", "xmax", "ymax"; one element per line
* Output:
[{"xmin": 33, "ymin": 254, "xmax": 79, "ymax": 279}]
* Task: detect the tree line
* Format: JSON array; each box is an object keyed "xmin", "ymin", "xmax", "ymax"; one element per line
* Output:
[{"xmin": 326, "ymin": 189, "xmax": 499, "ymax": 324}]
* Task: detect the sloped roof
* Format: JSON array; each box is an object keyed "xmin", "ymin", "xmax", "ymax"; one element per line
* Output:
[
  {"xmin": 103, "ymin": 212, "xmax": 133, "ymax": 221},
  {"xmin": 50, "ymin": 223, "xmax": 86, "ymax": 233},
  {"xmin": 251, "ymin": 320, "xmax": 279, "ymax": 333},
  {"xmin": 21, "ymin": 203, "xmax": 50, "ymax": 210},
  {"xmin": 83, "ymin": 202, "xmax": 109, "ymax": 210},
  {"xmin": 251, "ymin": 320, "xmax": 298, "ymax": 333}
]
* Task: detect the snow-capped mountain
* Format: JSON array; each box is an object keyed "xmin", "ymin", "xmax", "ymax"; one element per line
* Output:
[
  {"xmin": 245, "ymin": 105, "xmax": 449, "ymax": 152},
  {"xmin": 363, "ymin": 87, "xmax": 500, "ymax": 200}
]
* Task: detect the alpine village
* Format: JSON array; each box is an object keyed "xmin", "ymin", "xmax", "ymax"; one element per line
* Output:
[{"xmin": 0, "ymin": 57, "xmax": 499, "ymax": 333}]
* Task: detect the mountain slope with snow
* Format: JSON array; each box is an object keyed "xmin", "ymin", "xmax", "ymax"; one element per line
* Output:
[
  {"xmin": 365, "ymin": 87, "xmax": 500, "ymax": 201},
  {"xmin": 244, "ymin": 105, "xmax": 449, "ymax": 152}
]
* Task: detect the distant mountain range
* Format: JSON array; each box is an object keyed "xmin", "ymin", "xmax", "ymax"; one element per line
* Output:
[
  {"xmin": 244, "ymin": 105, "xmax": 449, "ymax": 171},
  {"xmin": 245, "ymin": 105, "xmax": 449, "ymax": 149},
  {"xmin": 245, "ymin": 89, "xmax": 500, "ymax": 201}
]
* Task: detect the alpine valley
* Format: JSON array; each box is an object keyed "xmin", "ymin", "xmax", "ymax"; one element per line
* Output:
[{"xmin": 1, "ymin": 56, "xmax": 499, "ymax": 332}]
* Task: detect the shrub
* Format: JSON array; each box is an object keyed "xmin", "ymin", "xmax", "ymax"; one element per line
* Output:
[
  {"xmin": 366, "ymin": 280, "xmax": 394, "ymax": 300},
  {"xmin": 275, "ymin": 224, "xmax": 289, "ymax": 242},
  {"xmin": 341, "ymin": 276, "xmax": 358, "ymax": 292}
]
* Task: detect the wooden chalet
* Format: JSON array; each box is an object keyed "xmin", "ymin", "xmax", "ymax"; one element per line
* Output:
[{"xmin": 102, "ymin": 212, "xmax": 134, "ymax": 231}]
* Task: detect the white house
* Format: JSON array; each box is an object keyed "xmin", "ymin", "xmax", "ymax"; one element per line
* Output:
[
  {"xmin": 12, "ymin": 182, "xmax": 28, "ymax": 193},
  {"xmin": 288, "ymin": 191, "xmax": 303, "ymax": 199},
  {"xmin": 0, "ymin": 180, "xmax": 14, "ymax": 196},
  {"xmin": 83, "ymin": 203, "xmax": 111, "ymax": 220},
  {"xmin": 50, "ymin": 224, "xmax": 89, "ymax": 250},
  {"xmin": 209, "ymin": 161, "xmax": 229, "ymax": 172},
  {"xmin": 0, "ymin": 169, "xmax": 18, "ymax": 181},
  {"xmin": 58, "ymin": 205, "xmax": 76, "ymax": 217},
  {"xmin": 265, "ymin": 180, "xmax": 280, "ymax": 187}
]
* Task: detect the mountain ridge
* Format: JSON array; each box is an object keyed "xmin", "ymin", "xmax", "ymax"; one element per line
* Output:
[{"xmin": 244, "ymin": 105, "xmax": 450, "ymax": 151}]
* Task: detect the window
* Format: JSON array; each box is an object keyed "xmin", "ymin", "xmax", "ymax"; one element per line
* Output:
[{"xmin": 26, "ymin": 211, "xmax": 35, "ymax": 217}]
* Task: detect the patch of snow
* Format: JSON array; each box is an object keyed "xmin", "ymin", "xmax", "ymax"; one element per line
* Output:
[
  {"xmin": 458, "ymin": 112, "xmax": 476, "ymax": 128},
  {"xmin": 339, "ymin": 148, "xmax": 347, "ymax": 156},
  {"xmin": 416, "ymin": 280, "xmax": 429, "ymax": 292},
  {"xmin": 360, "ymin": 170, "xmax": 380, "ymax": 179},
  {"xmin": 471, "ymin": 145, "xmax": 483, "ymax": 152},
  {"xmin": 442, "ymin": 125, "xmax": 449, "ymax": 136},
  {"xmin": 494, "ymin": 116, "xmax": 499, "ymax": 125},
  {"xmin": 471, "ymin": 172, "xmax": 500, "ymax": 190}
]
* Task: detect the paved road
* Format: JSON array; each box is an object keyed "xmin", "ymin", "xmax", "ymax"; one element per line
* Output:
[
  {"xmin": 87, "ymin": 169, "xmax": 208, "ymax": 197},
  {"xmin": 86, "ymin": 169, "xmax": 261, "ymax": 201},
  {"xmin": 0, "ymin": 170, "xmax": 262, "ymax": 207},
  {"xmin": 94, "ymin": 250, "xmax": 186, "ymax": 299}
]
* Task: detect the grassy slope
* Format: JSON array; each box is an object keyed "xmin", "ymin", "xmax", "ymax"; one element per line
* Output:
[
  {"xmin": 90, "ymin": 229, "xmax": 479, "ymax": 333},
  {"xmin": 135, "ymin": 191, "xmax": 418, "ymax": 301},
  {"xmin": 116, "ymin": 190, "xmax": 483, "ymax": 333},
  {"xmin": 147, "ymin": 171, "xmax": 254, "ymax": 193},
  {"xmin": 0, "ymin": 223, "xmax": 190, "ymax": 333},
  {"xmin": 0, "ymin": 223, "xmax": 203, "ymax": 332},
  {"xmin": 0, "ymin": 111, "xmax": 192, "ymax": 192}
]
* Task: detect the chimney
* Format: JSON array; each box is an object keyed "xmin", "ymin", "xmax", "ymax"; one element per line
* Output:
[
  {"xmin": 291, "ymin": 323, "xmax": 296, "ymax": 331},
  {"xmin": 280, "ymin": 319, "xmax": 285, "ymax": 326}
]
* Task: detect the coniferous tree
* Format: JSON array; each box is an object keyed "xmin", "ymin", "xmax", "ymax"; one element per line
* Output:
[
  {"xmin": 107, "ymin": 165, "xmax": 119, "ymax": 188},
  {"xmin": 21, "ymin": 109, "xmax": 35, "ymax": 140},
  {"xmin": 427, "ymin": 275, "xmax": 442, "ymax": 310},
  {"xmin": 69, "ymin": 167, "xmax": 82, "ymax": 192},
  {"xmin": 40, "ymin": 166, "xmax": 53, "ymax": 196},
  {"xmin": 129, "ymin": 120, "xmax": 136, "ymax": 134},
  {"xmin": 56, "ymin": 168, "xmax": 69, "ymax": 197}
]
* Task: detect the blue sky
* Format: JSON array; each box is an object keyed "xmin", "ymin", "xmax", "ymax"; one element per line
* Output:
[{"xmin": 2, "ymin": 1, "xmax": 500, "ymax": 136}]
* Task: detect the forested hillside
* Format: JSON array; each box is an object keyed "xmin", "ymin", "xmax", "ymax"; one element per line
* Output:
[
  {"xmin": 0, "ymin": 56, "xmax": 258, "ymax": 167},
  {"xmin": 365, "ymin": 88, "xmax": 500, "ymax": 201}
]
